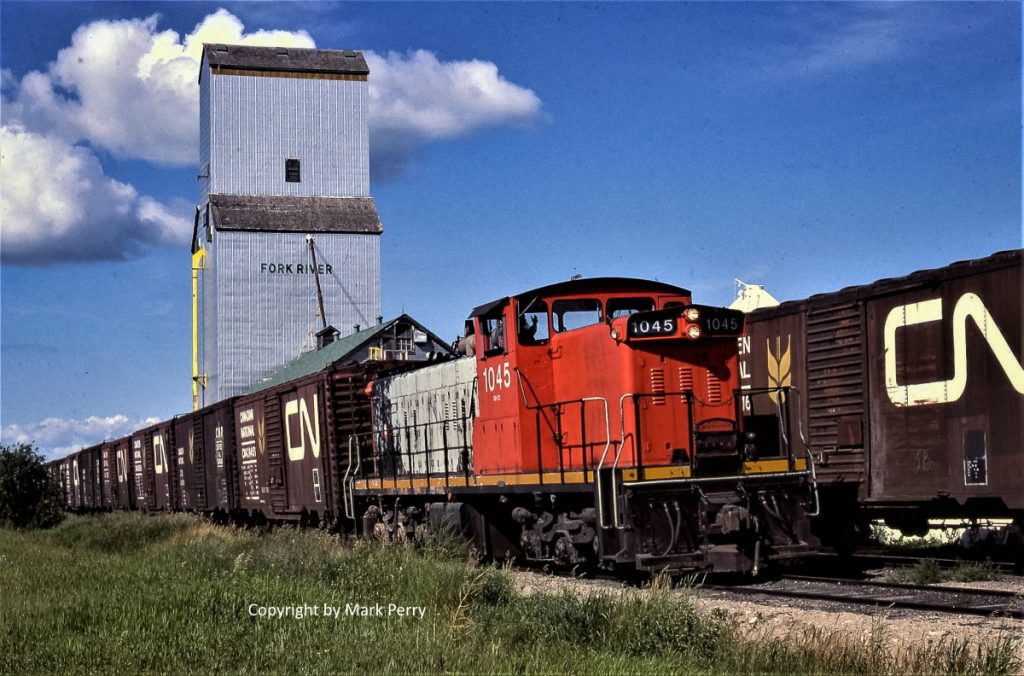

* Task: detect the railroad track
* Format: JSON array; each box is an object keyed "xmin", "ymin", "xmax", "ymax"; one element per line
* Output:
[
  {"xmin": 703, "ymin": 575, "xmax": 1024, "ymax": 619},
  {"xmin": 807, "ymin": 551, "xmax": 1020, "ymax": 576}
]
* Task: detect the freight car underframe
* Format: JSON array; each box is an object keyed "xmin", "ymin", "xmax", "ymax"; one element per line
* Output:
[{"xmin": 347, "ymin": 387, "xmax": 818, "ymax": 575}]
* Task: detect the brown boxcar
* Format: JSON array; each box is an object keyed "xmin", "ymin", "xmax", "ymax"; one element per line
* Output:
[
  {"xmin": 237, "ymin": 365, "xmax": 370, "ymax": 524},
  {"xmin": 742, "ymin": 250, "xmax": 1023, "ymax": 535},
  {"xmin": 172, "ymin": 414, "xmax": 199, "ymax": 510}
]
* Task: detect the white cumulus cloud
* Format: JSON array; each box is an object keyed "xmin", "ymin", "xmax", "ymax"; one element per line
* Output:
[
  {"xmin": 1, "ymin": 414, "xmax": 161, "ymax": 461},
  {"xmin": 0, "ymin": 8, "xmax": 542, "ymax": 265},
  {"xmin": 0, "ymin": 125, "xmax": 191, "ymax": 264},
  {"xmin": 3, "ymin": 9, "xmax": 541, "ymax": 171},
  {"xmin": 2, "ymin": 9, "xmax": 315, "ymax": 164},
  {"xmin": 367, "ymin": 49, "xmax": 542, "ymax": 177}
]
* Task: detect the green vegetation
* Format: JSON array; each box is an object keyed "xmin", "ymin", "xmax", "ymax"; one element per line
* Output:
[
  {"xmin": 0, "ymin": 442, "xmax": 63, "ymax": 530},
  {"xmin": 893, "ymin": 558, "xmax": 1000, "ymax": 585},
  {"xmin": 2, "ymin": 513, "xmax": 1018, "ymax": 675},
  {"xmin": 948, "ymin": 560, "xmax": 1001, "ymax": 583}
]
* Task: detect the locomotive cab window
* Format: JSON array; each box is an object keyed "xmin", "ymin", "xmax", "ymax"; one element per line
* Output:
[
  {"xmin": 480, "ymin": 312, "xmax": 507, "ymax": 357},
  {"xmin": 285, "ymin": 158, "xmax": 301, "ymax": 182},
  {"xmin": 552, "ymin": 298, "xmax": 602, "ymax": 333},
  {"xmin": 606, "ymin": 297, "xmax": 655, "ymax": 319},
  {"xmin": 517, "ymin": 298, "xmax": 549, "ymax": 345}
]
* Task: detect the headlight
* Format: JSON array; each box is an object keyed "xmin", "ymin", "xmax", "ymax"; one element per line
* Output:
[
  {"xmin": 683, "ymin": 308, "xmax": 700, "ymax": 321},
  {"xmin": 610, "ymin": 328, "xmax": 621, "ymax": 341},
  {"xmin": 686, "ymin": 325, "xmax": 702, "ymax": 339}
]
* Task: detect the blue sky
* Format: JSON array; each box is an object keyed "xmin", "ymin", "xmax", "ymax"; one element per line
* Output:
[{"xmin": 1, "ymin": 2, "xmax": 1020, "ymax": 457}]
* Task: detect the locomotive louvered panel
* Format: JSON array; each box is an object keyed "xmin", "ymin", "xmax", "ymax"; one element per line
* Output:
[
  {"xmin": 649, "ymin": 368, "xmax": 665, "ymax": 405},
  {"xmin": 805, "ymin": 303, "xmax": 866, "ymax": 452},
  {"xmin": 678, "ymin": 367, "xmax": 693, "ymax": 404},
  {"xmin": 705, "ymin": 371, "xmax": 723, "ymax": 405},
  {"xmin": 368, "ymin": 360, "xmax": 476, "ymax": 478}
]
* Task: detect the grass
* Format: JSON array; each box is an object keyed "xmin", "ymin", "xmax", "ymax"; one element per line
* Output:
[
  {"xmin": 1, "ymin": 513, "xmax": 1019, "ymax": 675},
  {"xmin": 893, "ymin": 558, "xmax": 1000, "ymax": 585}
]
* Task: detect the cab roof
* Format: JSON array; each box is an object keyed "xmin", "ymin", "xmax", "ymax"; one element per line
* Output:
[{"xmin": 470, "ymin": 277, "xmax": 691, "ymax": 318}]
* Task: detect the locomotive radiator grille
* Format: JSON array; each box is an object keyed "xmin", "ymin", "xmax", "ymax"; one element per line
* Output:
[
  {"xmin": 706, "ymin": 371, "xmax": 723, "ymax": 404},
  {"xmin": 678, "ymin": 367, "xmax": 693, "ymax": 404},
  {"xmin": 650, "ymin": 368, "xmax": 666, "ymax": 405}
]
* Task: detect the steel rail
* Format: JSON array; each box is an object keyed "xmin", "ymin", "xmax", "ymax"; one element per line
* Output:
[{"xmin": 704, "ymin": 578, "xmax": 1024, "ymax": 619}]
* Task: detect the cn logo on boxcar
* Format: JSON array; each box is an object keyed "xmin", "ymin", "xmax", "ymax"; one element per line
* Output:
[
  {"xmin": 285, "ymin": 394, "xmax": 321, "ymax": 461},
  {"xmin": 884, "ymin": 292, "xmax": 1024, "ymax": 407}
]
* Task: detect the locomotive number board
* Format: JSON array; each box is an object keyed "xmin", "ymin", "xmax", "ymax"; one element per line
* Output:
[
  {"xmin": 626, "ymin": 306, "xmax": 745, "ymax": 339},
  {"xmin": 627, "ymin": 310, "xmax": 679, "ymax": 337},
  {"xmin": 696, "ymin": 306, "xmax": 745, "ymax": 336}
]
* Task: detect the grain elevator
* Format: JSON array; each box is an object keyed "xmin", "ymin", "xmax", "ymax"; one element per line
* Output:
[{"xmin": 192, "ymin": 44, "xmax": 382, "ymax": 408}]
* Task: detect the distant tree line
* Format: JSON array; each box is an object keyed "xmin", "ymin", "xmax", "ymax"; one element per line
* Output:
[{"xmin": 0, "ymin": 443, "xmax": 64, "ymax": 529}]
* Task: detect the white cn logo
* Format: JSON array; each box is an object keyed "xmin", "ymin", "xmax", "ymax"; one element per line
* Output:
[
  {"xmin": 285, "ymin": 394, "xmax": 320, "ymax": 461},
  {"xmin": 72, "ymin": 458, "xmax": 80, "ymax": 487},
  {"xmin": 884, "ymin": 292, "xmax": 1024, "ymax": 407},
  {"xmin": 153, "ymin": 434, "xmax": 168, "ymax": 475},
  {"xmin": 117, "ymin": 448, "xmax": 126, "ymax": 483}
]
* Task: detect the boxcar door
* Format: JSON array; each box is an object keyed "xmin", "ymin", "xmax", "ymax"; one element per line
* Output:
[
  {"xmin": 202, "ymin": 404, "xmax": 234, "ymax": 511},
  {"xmin": 115, "ymin": 440, "xmax": 133, "ymax": 509},
  {"xmin": 281, "ymin": 382, "xmax": 327, "ymax": 514},
  {"xmin": 101, "ymin": 443, "xmax": 116, "ymax": 509},
  {"xmin": 152, "ymin": 426, "xmax": 172, "ymax": 510}
]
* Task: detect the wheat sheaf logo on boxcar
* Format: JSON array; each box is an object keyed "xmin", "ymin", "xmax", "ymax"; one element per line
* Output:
[
  {"xmin": 884, "ymin": 292, "xmax": 1024, "ymax": 407},
  {"xmin": 766, "ymin": 335, "xmax": 792, "ymax": 404}
]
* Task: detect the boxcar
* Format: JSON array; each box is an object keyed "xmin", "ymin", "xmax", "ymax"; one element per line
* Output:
[
  {"xmin": 236, "ymin": 364, "xmax": 372, "ymax": 524},
  {"xmin": 741, "ymin": 250, "xmax": 1023, "ymax": 538}
]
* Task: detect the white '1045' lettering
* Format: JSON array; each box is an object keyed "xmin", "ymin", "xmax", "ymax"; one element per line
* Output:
[{"xmin": 483, "ymin": 363, "xmax": 512, "ymax": 393}]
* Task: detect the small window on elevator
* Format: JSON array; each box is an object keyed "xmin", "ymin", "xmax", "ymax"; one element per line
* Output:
[{"xmin": 285, "ymin": 159, "xmax": 301, "ymax": 182}]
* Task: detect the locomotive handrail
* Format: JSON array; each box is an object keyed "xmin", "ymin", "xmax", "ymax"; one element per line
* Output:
[
  {"xmin": 361, "ymin": 414, "xmax": 473, "ymax": 488},
  {"xmin": 342, "ymin": 434, "xmax": 362, "ymax": 522},
  {"xmin": 737, "ymin": 386, "xmax": 798, "ymax": 467},
  {"xmin": 609, "ymin": 390, "xmax": 696, "ymax": 528},
  {"xmin": 515, "ymin": 366, "xmax": 611, "ymax": 486}
]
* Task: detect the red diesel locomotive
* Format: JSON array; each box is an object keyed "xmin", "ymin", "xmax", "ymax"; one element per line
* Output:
[
  {"xmin": 51, "ymin": 277, "xmax": 818, "ymax": 575},
  {"xmin": 356, "ymin": 277, "xmax": 816, "ymax": 573}
]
